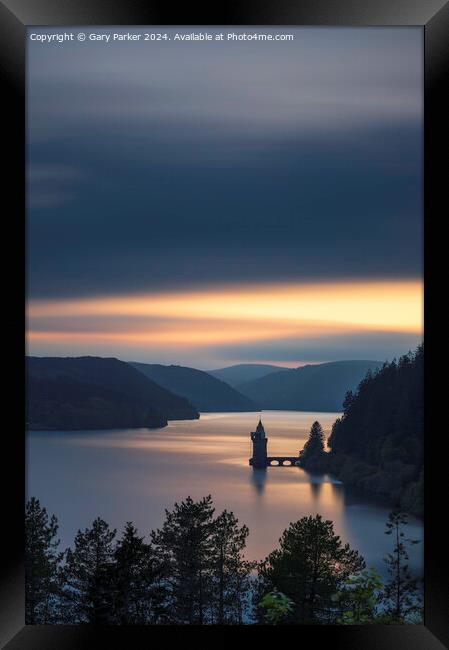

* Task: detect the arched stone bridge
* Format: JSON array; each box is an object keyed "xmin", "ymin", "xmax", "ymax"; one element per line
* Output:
[{"xmin": 266, "ymin": 457, "xmax": 300, "ymax": 467}]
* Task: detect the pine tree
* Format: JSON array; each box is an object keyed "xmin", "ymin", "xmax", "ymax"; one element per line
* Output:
[
  {"xmin": 25, "ymin": 497, "xmax": 63, "ymax": 624},
  {"xmin": 210, "ymin": 509, "xmax": 252, "ymax": 624},
  {"xmin": 382, "ymin": 509, "xmax": 422, "ymax": 623},
  {"xmin": 63, "ymin": 518, "xmax": 116, "ymax": 624},
  {"xmin": 299, "ymin": 420, "xmax": 327, "ymax": 470},
  {"xmin": 305, "ymin": 421, "xmax": 325, "ymax": 453},
  {"xmin": 113, "ymin": 522, "xmax": 166, "ymax": 624},
  {"xmin": 257, "ymin": 514, "xmax": 365, "ymax": 623},
  {"xmin": 151, "ymin": 495, "xmax": 216, "ymax": 624}
]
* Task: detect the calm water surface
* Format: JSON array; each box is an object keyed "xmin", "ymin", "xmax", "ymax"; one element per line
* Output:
[{"xmin": 27, "ymin": 411, "xmax": 423, "ymax": 578}]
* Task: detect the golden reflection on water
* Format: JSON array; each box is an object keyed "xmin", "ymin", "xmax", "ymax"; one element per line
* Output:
[{"xmin": 28, "ymin": 411, "xmax": 424, "ymax": 573}]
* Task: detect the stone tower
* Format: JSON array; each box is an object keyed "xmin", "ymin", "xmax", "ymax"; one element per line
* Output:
[{"xmin": 250, "ymin": 419, "xmax": 268, "ymax": 468}]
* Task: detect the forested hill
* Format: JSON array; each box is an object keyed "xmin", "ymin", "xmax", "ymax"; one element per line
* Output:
[
  {"xmin": 130, "ymin": 363, "xmax": 257, "ymax": 412},
  {"xmin": 238, "ymin": 360, "xmax": 382, "ymax": 411},
  {"xmin": 327, "ymin": 345, "xmax": 424, "ymax": 515},
  {"xmin": 26, "ymin": 356, "xmax": 199, "ymax": 431}
]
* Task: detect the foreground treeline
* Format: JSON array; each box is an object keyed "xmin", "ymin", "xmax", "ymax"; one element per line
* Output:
[
  {"xmin": 26, "ymin": 496, "xmax": 423, "ymax": 625},
  {"xmin": 299, "ymin": 344, "xmax": 424, "ymax": 516}
]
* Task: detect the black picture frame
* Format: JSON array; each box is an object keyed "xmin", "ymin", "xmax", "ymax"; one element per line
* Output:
[{"xmin": 1, "ymin": 0, "xmax": 447, "ymax": 647}]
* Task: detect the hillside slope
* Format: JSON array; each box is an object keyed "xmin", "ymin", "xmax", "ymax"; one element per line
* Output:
[
  {"xmin": 131, "ymin": 362, "xmax": 257, "ymax": 412},
  {"xmin": 300, "ymin": 345, "xmax": 424, "ymax": 516},
  {"xmin": 326, "ymin": 346, "xmax": 423, "ymax": 515},
  {"xmin": 238, "ymin": 360, "xmax": 382, "ymax": 411},
  {"xmin": 27, "ymin": 356, "xmax": 199, "ymax": 431}
]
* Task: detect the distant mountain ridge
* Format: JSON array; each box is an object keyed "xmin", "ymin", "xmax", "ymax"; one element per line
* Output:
[
  {"xmin": 238, "ymin": 360, "xmax": 383, "ymax": 412},
  {"xmin": 209, "ymin": 364, "xmax": 289, "ymax": 388},
  {"xmin": 26, "ymin": 356, "xmax": 385, "ymax": 430},
  {"xmin": 26, "ymin": 356, "xmax": 199, "ymax": 431},
  {"xmin": 130, "ymin": 362, "xmax": 257, "ymax": 412}
]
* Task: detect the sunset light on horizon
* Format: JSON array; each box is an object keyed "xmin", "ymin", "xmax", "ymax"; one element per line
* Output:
[{"xmin": 27, "ymin": 279, "xmax": 423, "ymax": 367}]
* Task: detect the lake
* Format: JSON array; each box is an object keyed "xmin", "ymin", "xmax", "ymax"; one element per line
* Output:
[{"xmin": 27, "ymin": 410, "xmax": 423, "ymax": 578}]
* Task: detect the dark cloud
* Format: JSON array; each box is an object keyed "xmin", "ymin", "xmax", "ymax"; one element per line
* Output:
[
  {"xmin": 26, "ymin": 27, "xmax": 423, "ymax": 364},
  {"xmin": 27, "ymin": 27, "xmax": 422, "ymax": 298},
  {"xmin": 27, "ymin": 121, "xmax": 422, "ymax": 297}
]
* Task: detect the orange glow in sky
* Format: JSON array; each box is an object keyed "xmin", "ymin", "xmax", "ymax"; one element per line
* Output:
[{"xmin": 27, "ymin": 280, "xmax": 422, "ymax": 358}]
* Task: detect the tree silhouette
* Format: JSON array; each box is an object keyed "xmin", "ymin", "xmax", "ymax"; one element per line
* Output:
[
  {"xmin": 298, "ymin": 420, "xmax": 327, "ymax": 471},
  {"xmin": 25, "ymin": 498, "xmax": 63, "ymax": 624},
  {"xmin": 113, "ymin": 522, "xmax": 167, "ymax": 624},
  {"xmin": 24, "ymin": 497, "xmax": 424, "ymax": 626},
  {"xmin": 257, "ymin": 514, "xmax": 365, "ymax": 623},
  {"xmin": 382, "ymin": 509, "xmax": 422, "ymax": 623},
  {"xmin": 210, "ymin": 509, "xmax": 252, "ymax": 624},
  {"xmin": 62, "ymin": 518, "xmax": 116, "ymax": 624},
  {"xmin": 151, "ymin": 495, "xmax": 216, "ymax": 624}
]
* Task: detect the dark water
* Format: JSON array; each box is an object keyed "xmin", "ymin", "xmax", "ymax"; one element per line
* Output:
[{"xmin": 27, "ymin": 410, "xmax": 423, "ymax": 578}]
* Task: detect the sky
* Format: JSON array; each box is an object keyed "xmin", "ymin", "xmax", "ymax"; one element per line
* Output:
[{"xmin": 26, "ymin": 27, "xmax": 423, "ymax": 369}]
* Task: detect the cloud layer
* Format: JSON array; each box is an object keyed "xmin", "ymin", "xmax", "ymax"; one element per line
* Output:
[{"xmin": 27, "ymin": 27, "xmax": 423, "ymax": 365}]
